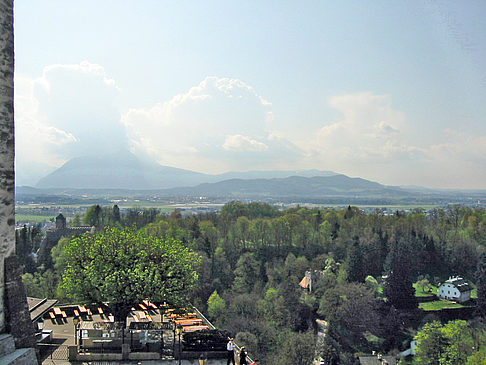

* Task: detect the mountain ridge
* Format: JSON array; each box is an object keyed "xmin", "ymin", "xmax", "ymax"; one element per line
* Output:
[{"xmin": 35, "ymin": 152, "xmax": 337, "ymax": 190}]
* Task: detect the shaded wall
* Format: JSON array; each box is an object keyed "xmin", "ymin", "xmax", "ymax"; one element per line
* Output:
[{"xmin": 0, "ymin": 0, "xmax": 15, "ymax": 334}]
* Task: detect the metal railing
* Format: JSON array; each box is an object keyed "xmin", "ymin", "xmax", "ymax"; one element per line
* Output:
[{"xmin": 191, "ymin": 306, "xmax": 254, "ymax": 363}]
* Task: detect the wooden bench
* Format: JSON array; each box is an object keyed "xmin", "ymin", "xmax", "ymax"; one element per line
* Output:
[
  {"xmin": 183, "ymin": 325, "xmax": 209, "ymax": 332},
  {"xmin": 174, "ymin": 318, "xmax": 203, "ymax": 326}
]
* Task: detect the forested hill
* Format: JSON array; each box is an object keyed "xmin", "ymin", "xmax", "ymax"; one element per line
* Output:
[{"xmin": 161, "ymin": 174, "xmax": 409, "ymax": 198}]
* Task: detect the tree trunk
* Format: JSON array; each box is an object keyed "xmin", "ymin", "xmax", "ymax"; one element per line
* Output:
[{"xmin": 111, "ymin": 303, "xmax": 131, "ymax": 329}]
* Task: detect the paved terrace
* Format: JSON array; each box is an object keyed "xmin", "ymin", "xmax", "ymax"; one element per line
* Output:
[{"xmin": 39, "ymin": 302, "xmax": 232, "ymax": 364}]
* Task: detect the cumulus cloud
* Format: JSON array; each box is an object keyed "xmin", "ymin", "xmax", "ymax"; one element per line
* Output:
[
  {"xmin": 310, "ymin": 92, "xmax": 418, "ymax": 163},
  {"xmin": 15, "ymin": 61, "xmax": 126, "ymax": 184},
  {"xmin": 122, "ymin": 76, "xmax": 301, "ymax": 172},
  {"xmin": 300, "ymin": 92, "xmax": 486, "ymax": 188},
  {"xmin": 15, "ymin": 61, "xmax": 485, "ymax": 189},
  {"xmin": 223, "ymin": 135, "xmax": 269, "ymax": 152}
]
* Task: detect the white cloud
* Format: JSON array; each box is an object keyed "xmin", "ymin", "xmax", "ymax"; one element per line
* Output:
[
  {"xmin": 15, "ymin": 61, "xmax": 125, "ymax": 185},
  {"xmin": 223, "ymin": 135, "xmax": 269, "ymax": 152},
  {"xmin": 14, "ymin": 61, "xmax": 485, "ymax": 189},
  {"xmin": 297, "ymin": 92, "xmax": 486, "ymax": 188},
  {"xmin": 122, "ymin": 76, "xmax": 301, "ymax": 172},
  {"xmin": 303, "ymin": 92, "xmax": 420, "ymax": 174}
]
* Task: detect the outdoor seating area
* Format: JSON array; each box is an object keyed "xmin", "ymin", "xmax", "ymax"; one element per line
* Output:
[
  {"xmin": 40, "ymin": 300, "xmax": 217, "ymax": 361},
  {"xmin": 165, "ymin": 307, "xmax": 210, "ymax": 333}
]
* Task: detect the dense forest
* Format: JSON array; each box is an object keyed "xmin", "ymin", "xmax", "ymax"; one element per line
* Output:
[{"xmin": 17, "ymin": 202, "xmax": 486, "ymax": 364}]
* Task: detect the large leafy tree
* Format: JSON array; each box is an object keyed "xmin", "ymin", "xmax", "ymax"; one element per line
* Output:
[
  {"xmin": 414, "ymin": 320, "xmax": 475, "ymax": 365},
  {"xmin": 60, "ymin": 227, "xmax": 200, "ymax": 327},
  {"xmin": 270, "ymin": 330, "xmax": 316, "ymax": 365}
]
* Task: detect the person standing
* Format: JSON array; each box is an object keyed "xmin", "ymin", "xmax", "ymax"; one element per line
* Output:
[
  {"xmin": 227, "ymin": 338, "xmax": 235, "ymax": 365},
  {"xmin": 239, "ymin": 346, "xmax": 248, "ymax": 365}
]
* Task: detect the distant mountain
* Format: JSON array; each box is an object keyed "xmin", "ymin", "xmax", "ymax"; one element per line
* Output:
[
  {"xmin": 35, "ymin": 152, "xmax": 337, "ymax": 190},
  {"xmin": 162, "ymin": 174, "xmax": 410, "ymax": 198},
  {"xmin": 36, "ymin": 151, "xmax": 210, "ymax": 189},
  {"xmin": 217, "ymin": 169, "xmax": 336, "ymax": 180}
]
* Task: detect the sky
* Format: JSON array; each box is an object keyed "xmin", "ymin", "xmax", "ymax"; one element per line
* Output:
[{"xmin": 13, "ymin": 0, "xmax": 486, "ymax": 189}]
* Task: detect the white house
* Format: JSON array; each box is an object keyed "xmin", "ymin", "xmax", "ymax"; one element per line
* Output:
[{"xmin": 438, "ymin": 277, "xmax": 472, "ymax": 303}]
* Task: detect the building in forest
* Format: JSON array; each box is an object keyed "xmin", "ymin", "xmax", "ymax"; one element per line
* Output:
[
  {"xmin": 437, "ymin": 276, "xmax": 472, "ymax": 303},
  {"xmin": 299, "ymin": 270, "xmax": 325, "ymax": 293}
]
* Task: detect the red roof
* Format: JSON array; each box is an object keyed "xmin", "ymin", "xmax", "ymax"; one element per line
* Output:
[{"xmin": 299, "ymin": 276, "xmax": 309, "ymax": 289}]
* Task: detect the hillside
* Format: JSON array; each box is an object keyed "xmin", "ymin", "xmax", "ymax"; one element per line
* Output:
[{"xmin": 162, "ymin": 174, "xmax": 409, "ymax": 198}]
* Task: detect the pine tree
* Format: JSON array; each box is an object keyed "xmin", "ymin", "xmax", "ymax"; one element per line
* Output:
[
  {"xmin": 112, "ymin": 204, "xmax": 121, "ymax": 223},
  {"xmin": 383, "ymin": 238, "xmax": 417, "ymax": 310},
  {"xmin": 346, "ymin": 237, "xmax": 365, "ymax": 282},
  {"xmin": 476, "ymin": 253, "xmax": 486, "ymax": 318}
]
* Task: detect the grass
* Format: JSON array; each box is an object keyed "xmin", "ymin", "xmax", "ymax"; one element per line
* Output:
[
  {"xmin": 15, "ymin": 214, "xmax": 54, "ymax": 223},
  {"xmin": 413, "ymin": 282, "xmax": 438, "ymax": 297},
  {"xmin": 419, "ymin": 300, "xmax": 470, "ymax": 311}
]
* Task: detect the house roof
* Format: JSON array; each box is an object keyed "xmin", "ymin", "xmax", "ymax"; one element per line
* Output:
[
  {"xmin": 443, "ymin": 277, "xmax": 472, "ymax": 293},
  {"xmin": 299, "ymin": 276, "xmax": 309, "ymax": 289}
]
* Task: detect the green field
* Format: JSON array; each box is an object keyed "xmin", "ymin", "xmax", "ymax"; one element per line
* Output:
[
  {"xmin": 419, "ymin": 300, "xmax": 467, "ymax": 311},
  {"xmin": 15, "ymin": 214, "xmax": 55, "ymax": 223},
  {"xmin": 413, "ymin": 282, "xmax": 438, "ymax": 297}
]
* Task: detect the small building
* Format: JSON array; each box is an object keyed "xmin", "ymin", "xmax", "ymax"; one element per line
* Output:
[
  {"xmin": 38, "ymin": 213, "xmax": 94, "ymax": 260},
  {"xmin": 438, "ymin": 276, "xmax": 472, "ymax": 303},
  {"xmin": 299, "ymin": 270, "xmax": 324, "ymax": 293}
]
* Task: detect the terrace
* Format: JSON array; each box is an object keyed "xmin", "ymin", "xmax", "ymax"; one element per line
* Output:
[{"xmin": 39, "ymin": 301, "xmax": 236, "ymax": 364}]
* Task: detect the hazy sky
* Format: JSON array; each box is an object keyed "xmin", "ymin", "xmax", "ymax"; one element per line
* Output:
[{"xmin": 14, "ymin": 1, "xmax": 486, "ymax": 189}]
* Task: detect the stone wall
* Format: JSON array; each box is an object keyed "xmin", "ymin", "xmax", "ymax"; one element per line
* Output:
[
  {"xmin": 4, "ymin": 256, "xmax": 37, "ymax": 350},
  {"xmin": 0, "ymin": 0, "xmax": 15, "ymax": 334}
]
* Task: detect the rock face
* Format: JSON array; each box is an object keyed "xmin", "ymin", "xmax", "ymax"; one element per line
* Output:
[{"xmin": 0, "ymin": 0, "xmax": 15, "ymax": 333}]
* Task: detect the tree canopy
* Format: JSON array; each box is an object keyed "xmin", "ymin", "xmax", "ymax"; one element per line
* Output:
[{"xmin": 60, "ymin": 227, "xmax": 200, "ymax": 326}]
